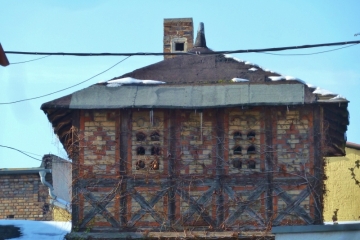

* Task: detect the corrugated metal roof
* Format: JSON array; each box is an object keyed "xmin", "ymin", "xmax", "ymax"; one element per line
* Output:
[{"xmin": 66, "ymin": 83, "xmax": 305, "ymax": 109}]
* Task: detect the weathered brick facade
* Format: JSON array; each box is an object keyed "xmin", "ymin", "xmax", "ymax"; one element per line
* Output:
[
  {"xmin": 70, "ymin": 105, "xmax": 322, "ymax": 231},
  {"xmin": 0, "ymin": 173, "xmax": 52, "ymax": 220}
]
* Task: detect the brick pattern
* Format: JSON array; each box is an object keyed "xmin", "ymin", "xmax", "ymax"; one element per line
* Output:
[
  {"xmin": 83, "ymin": 110, "xmax": 118, "ymax": 176},
  {"xmin": 228, "ymin": 110, "xmax": 262, "ymax": 174},
  {"xmin": 0, "ymin": 174, "xmax": 51, "ymax": 220},
  {"xmin": 179, "ymin": 111, "xmax": 214, "ymax": 175},
  {"xmin": 275, "ymin": 109, "xmax": 312, "ymax": 175},
  {"xmin": 131, "ymin": 111, "xmax": 165, "ymax": 174},
  {"xmin": 164, "ymin": 18, "xmax": 193, "ymax": 59}
]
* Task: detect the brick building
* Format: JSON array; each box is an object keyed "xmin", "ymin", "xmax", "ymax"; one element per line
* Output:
[
  {"xmin": 41, "ymin": 18, "xmax": 348, "ymax": 238},
  {"xmin": 0, "ymin": 154, "xmax": 71, "ymax": 221}
]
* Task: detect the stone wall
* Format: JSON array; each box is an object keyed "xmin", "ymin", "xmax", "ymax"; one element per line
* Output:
[{"xmin": 0, "ymin": 173, "xmax": 51, "ymax": 220}]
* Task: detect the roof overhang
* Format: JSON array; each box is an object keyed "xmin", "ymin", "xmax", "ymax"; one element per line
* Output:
[
  {"xmin": 42, "ymin": 83, "xmax": 308, "ymax": 110},
  {"xmin": 0, "ymin": 43, "xmax": 9, "ymax": 67}
]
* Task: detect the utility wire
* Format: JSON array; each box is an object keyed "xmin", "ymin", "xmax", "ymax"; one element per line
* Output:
[
  {"xmin": 0, "ymin": 144, "xmax": 42, "ymax": 161},
  {"xmin": 0, "ymin": 56, "xmax": 131, "ymax": 105},
  {"xmin": 258, "ymin": 43, "xmax": 359, "ymax": 56},
  {"xmin": 4, "ymin": 40, "xmax": 360, "ymax": 56},
  {"xmin": 10, "ymin": 55, "xmax": 51, "ymax": 64}
]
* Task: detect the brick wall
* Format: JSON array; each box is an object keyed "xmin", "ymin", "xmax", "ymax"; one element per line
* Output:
[
  {"xmin": 76, "ymin": 106, "xmax": 321, "ymax": 230},
  {"xmin": 0, "ymin": 174, "xmax": 51, "ymax": 220},
  {"xmin": 163, "ymin": 18, "xmax": 194, "ymax": 59}
]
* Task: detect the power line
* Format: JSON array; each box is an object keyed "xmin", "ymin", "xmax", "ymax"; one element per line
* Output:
[
  {"xmin": 10, "ymin": 55, "xmax": 51, "ymax": 64},
  {"xmin": 0, "ymin": 144, "xmax": 42, "ymax": 161},
  {"xmin": 4, "ymin": 40, "xmax": 360, "ymax": 57},
  {"xmin": 0, "ymin": 56, "xmax": 131, "ymax": 105},
  {"xmin": 258, "ymin": 43, "xmax": 359, "ymax": 56}
]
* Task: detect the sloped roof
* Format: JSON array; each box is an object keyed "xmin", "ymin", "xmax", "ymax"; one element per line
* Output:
[{"xmin": 41, "ymin": 22, "xmax": 349, "ymax": 157}]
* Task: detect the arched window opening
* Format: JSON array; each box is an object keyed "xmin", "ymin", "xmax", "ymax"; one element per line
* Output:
[
  {"xmin": 248, "ymin": 160, "xmax": 256, "ymax": 169},
  {"xmin": 151, "ymin": 146, "xmax": 161, "ymax": 155},
  {"xmin": 136, "ymin": 160, "xmax": 146, "ymax": 170},
  {"xmin": 233, "ymin": 146, "xmax": 242, "ymax": 155},
  {"xmin": 232, "ymin": 159, "xmax": 242, "ymax": 169},
  {"xmin": 247, "ymin": 131, "xmax": 256, "ymax": 141},
  {"xmin": 233, "ymin": 131, "xmax": 242, "ymax": 140},
  {"xmin": 136, "ymin": 132, "xmax": 146, "ymax": 141},
  {"xmin": 247, "ymin": 145, "xmax": 256, "ymax": 155},
  {"xmin": 137, "ymin": 146, "xmax": 146, "ymax": 155},
  {"xmin": 150, "ymin": 159, "xmax": 159, "ymax": 170},
  {"xmin": 150, "ymin": 132, "xmax": 160, "ymax": 141}
]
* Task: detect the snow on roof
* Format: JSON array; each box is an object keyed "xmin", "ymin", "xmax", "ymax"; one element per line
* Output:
[
  {"xmin": 312, "ymin": 87, "xmax": 334, "ymax": 96},
  {"xmin": 268, "ymin": 76, "xmax": 285, "ymax": 81},
  {"xmin": 224, "ymin": 54, "xmax": 244, "ymax": 63},
  {"xmin": 330, "ymin": 95, "xmax": 347, "ymax": 100},
  {"xmin": 231, "ymin": 78, "xmax": 249, "ymax": 82},
  {"xmin": 0, "ymin": 220, "xmax": 71, "ymax": 240},
  {"xmin": 106, "ymin": 77, "xmax": 166, "ymax": 87},
  {"xmin": 248, "ymin": 67, "xmax": 258, "ymax": 71}
]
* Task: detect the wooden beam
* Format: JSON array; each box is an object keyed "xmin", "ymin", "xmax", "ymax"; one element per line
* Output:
[{"xmin": 120, "ymin": 109, "xmax": 131, "ymax": 226}]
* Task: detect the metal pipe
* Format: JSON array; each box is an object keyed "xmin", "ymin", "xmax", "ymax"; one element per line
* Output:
[{"xmin": 39, "ymin": 170, "xmax": 72, "ymax": 213}]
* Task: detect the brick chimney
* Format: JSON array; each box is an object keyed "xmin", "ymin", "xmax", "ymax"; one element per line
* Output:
[{"xmin": 163, "ymin": 18, "xmax": 194, "ymax": 60}]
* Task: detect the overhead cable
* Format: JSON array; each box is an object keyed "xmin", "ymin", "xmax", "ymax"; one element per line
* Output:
[
  {"xmin": 0, "ymin": 56, "xmax": 131, "ymax": 105},
  {"xmin": 4, "ymin": 40, "xmax": 360, "ymax": 57}
]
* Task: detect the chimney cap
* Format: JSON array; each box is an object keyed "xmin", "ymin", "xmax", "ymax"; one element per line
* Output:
[{"xmin": 193, "ymin": 22, "xmax": 207, "ymax": 48}]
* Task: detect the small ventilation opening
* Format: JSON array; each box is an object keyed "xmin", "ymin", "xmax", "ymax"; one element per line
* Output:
[
  {"xmin": 247, "ymin": 145, "xmax": 256, "ymax": 155},
  {"xmin": 248, "ymin": 160, "xmax": 256, "ymax": 169},
  {"xmin": 247, "ymin": 131, "xmax": 256, "ymax": 140},
  {"xmin": 6, "ymin": 215, "xmax": 14, "ymax": 219},
  {"xmin": 151, "ymin": 146, "xmax": 161, "ymax": 155},
  {"xmin": 175, "ymin": 42, "xmax": 185, "ymax": 51},
  {"xmin": 137, "ymin": 146, "xmax": 146, "ymax": 155},
  {"xmin": 150, "ymin": 159, "xmax": 159, "ymax": 170},
  {"xmin": 136, "ymin": 160, "xmax": 145, "ymax": 170},
  {"xmin": 43, "ymin": 203, "xmax": 50, "ymax": 215},
  {"xmin": 233, "ymin": 146, "xmax": 242, "ymax": 155},
  {"xmin": 150, "ymin": 132, "xmax": 160, "ymax": 141},
  {"xmin": 233, "ymin": 131, "xmax": 242, "ymax": 139},
  {"xmin": 232, "ymin": 159, "xmax": 242, "ymax": 169},
  {"xmin": 136, "ymin": 132, "xmax": 146, "ymax": 141}
]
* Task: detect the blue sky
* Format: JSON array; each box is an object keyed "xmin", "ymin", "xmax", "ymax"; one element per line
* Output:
[{"xmin": 1, "ymin": 1, "xmax": 359, "ymax": 168}]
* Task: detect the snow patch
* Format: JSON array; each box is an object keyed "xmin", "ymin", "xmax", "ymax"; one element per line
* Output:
[
  {"xmin": 224, "ymin": 54, "xmax": 244, "ymax": 63},
  {"xmin": 312, "ymin": 87, "xmax": 334, "ymax": 96},
  {"xmin": 232, "ymin": 78, "xmax": 249, "ymax": 82},
  {"xmin": 244, "ymin": 61, "xmax": 259, "ymax": 67},
  {"xmin": 106, "ymin": 77, "xmax": 166, "ymax": 87},
  {"xmin": 248, "ymin": 67, "xmax": 258, "ymax": 71},
  {"xmin": 268, "ymin": 76, "xmax": 285, "ymax": 81},
  {"xmin": 0, "ymin": 220, "xmax": 71, "ymax": 240},
  {"xmin": 329, "ymin": 95, "xmax": 347, "ymax": 100},
  {"xmin": 284, "ymin": 76, "xmax": 305, "ymax": 84}
]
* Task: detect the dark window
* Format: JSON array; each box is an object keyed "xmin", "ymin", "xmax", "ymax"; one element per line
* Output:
[
  {"xmin": 232, "ymin": 159, "xmax": 242, "ymax": 169},
  {"xmin": 150, "ymin": 132, "xmax": 160, "ymax": 141},
  {"xmin": 150, "ymin": 159, "xmax": 159, "ymax": 170},
  {"xmin": 175, "ymin": 42, "xmax": 185, "ymax": 51},
  {"xmin": 137, "ymin": 146, "xmax": 146, "ymax": 155},
  {"xmin": 43, "ymin": 204, "xmax": 50, "ymax": 215},
  {"xmin": 248, "ymin": 160, "xmax": 256, "ymax": 169},
  {"xmin": 233, "ymin": 131, "xmax": 242, "ymax": 139},
  {"xmin": 247, "ymin": 131, "xmax": 256, "ymax": 141},
  {"xmin": 151, "ymin": 146, "xmax": 161, "ymax": 155},
  {"xmin": 233, "ymin": 146, "xmax": 242, "ymax": 155},
  {"xmin": 136, "ymin": 160, "xmax": 146, "ymax": 170},
  {"xmin": 247, "ymin": 145, "xmax": 256, "ymax": 155},
  {"xmin": 136, "ymin": 132, "xmax": 146, "ymax": 141},
  {"xmin": 6, "ymin": 215, "xmax": 14, "ymax": 219}
]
